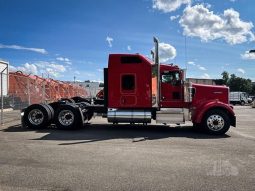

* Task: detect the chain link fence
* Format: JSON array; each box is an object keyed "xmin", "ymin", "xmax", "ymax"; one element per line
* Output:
[{"xmin": 0, "ymin": 72, "xmax": 88, "ymax": 125}]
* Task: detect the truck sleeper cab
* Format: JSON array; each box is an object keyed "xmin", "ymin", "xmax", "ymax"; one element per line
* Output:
[{"xmin": 105, "ymin": 53, "xmax": 235, "ymax": 135}]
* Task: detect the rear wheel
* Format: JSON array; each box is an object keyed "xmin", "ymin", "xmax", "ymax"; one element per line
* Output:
[
  {"xmin": 202, "ymin": 109, "xmax": 230, "ymax": 135},
  {"xmin": 240, "ymin": 101, "xmax": 245, "ymax": 106},
  {"xmin": 44, "ymin": 104, "xmax": 54, "ymax": 124},
  {"xmin": 54, "ymin": 104, "xmax": 84, "ymax": 130},
  {"xmin": 23, "ymin": 104, "xmax": 52, "ymax": 129}
]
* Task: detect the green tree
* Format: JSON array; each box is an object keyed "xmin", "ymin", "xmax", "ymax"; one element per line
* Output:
[
  {"xmin": 222, "ymin": 71, "xmax": 229, "ymax": 85},
  {"xmin": 218, "ymin": 71, "xmax": 253, "ymax": 94},
  {"xmin": 228, "ymin": 75, "xmax": 252, "ymax": 93},
  {"xmin": 214, "ymin": 71, "xmax": 229, "ymax": 85}
]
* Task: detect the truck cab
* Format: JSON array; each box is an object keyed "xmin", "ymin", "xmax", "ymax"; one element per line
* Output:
[{"xmin": 105, "ymin": 38, "xmax": 236, "ymax": 135}]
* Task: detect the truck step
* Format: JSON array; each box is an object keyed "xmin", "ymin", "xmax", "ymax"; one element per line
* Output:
[{"xmin": 156, "ymin": 108, "xmax": 185, "ymax": 124}]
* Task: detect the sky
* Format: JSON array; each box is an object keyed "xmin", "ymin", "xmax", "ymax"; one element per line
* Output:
[{"xmin": 0, "ymin": 0, "xmax": 255, "ymax": 82}]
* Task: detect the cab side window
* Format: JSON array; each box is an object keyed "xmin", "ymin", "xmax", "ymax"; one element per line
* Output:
[{"xmin": 161, "ymin": 71, "xmax": 180, "ymax": 86}]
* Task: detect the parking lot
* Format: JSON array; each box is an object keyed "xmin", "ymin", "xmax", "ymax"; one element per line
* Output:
[{"xmin": 0, "ymin": 106, "xmax": 254, "ymax": 191}]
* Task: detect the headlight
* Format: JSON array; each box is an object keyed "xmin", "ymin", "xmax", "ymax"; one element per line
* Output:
[{"xmin": 21, "ymin": 112, "xmax": 24, "ymax": 116}]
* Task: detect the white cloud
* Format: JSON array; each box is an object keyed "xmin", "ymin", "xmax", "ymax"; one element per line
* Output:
[
  {"xmin": 241, "ymin": 51, "xmax": 255, "ymax": 60},
  {"xmin": 56, "ymin": 57, "xmax": 72, "ymax": 65},
  {"xmin": 237, "ymin": 68, "xmax": 245, "ymax": 74},
  {"xmin": 97, "ymin": 68, "xmax": 103, "ymax": 72},
  {"xmin": 127, "ymin": 45, "xmax": 131, "ymax": 51},
  {"xmin": 0, "ymin": 44, "xmax": 47, "ymax": 54},
  {"xmin": 24, "ymin": 63, "xmax": 38, "ymax": 74},
  {"xmin": 170, "ymin": 15, "xmax": 180, "ymax": 21},
  {"xmin": 201, "ymin": 73, "xmax": 210, "ymax": 79},
  {"xmin": 187, "ymin": 61, "xmax": 206, "ymax": 70},
  {"xmin": 198, "ymin": 66, "xmax": 206, "ymax": 71},
  {"xmin": 56, "ymin": 57, "xmax": 70, "ymax": 62},
  {"xmin": 179, "ymin": 4, "xmax": 255, "ymax": 44},
  {"xmin": 65, "ymin": 61, "xmax": 72, "ymax": 65},
  {"xmin": 48, "ymin": 63, "xmax": 66, "ymax": 73},
  {"xmin": 9, "ymin": 63, "xmax": 38, "ymax": 75},
  {"xmin": 158, "ymin": 42, "xmax": 177, "ymax": 62},
  {"xmin": 106, "ymin": 36, "xmax": 113, "ymax": 47},
  {"xmin": 10, "ymin": 61, "xmax": 67, "ymax": 78},
  {"xmin": 153, "ymin": 0, "xmax": 191, "ymax": 13},
  {"xmin": 187, "ymin": 61, "xmax": 195, "ymax": 65},
  {"xmin": 9, "ymin": 65, "xmax": 17, "ymax": 72}
]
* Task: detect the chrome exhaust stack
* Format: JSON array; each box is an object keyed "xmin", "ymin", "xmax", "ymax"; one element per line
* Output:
[{"xmin": 153, "ymin": 37, "xmax": 160, "ymax": 108}]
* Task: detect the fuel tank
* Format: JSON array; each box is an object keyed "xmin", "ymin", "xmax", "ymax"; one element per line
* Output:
[{"xmin": 107, "ymin": 108, "xmax": 151, "ymax": 123}]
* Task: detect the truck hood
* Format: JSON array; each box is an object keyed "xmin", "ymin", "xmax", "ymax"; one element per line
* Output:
[{"xmin": 191, "ymin": 83, "xmax": 229, "ymax": 106}]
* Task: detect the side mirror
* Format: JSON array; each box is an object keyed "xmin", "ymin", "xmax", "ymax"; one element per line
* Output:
[{"xmin": 181, "ymin": 69, "xmax": 186, "ymax": 82}]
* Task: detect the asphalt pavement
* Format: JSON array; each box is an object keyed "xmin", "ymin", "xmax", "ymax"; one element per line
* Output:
[{"xmin": 0, "ymin": 106, "xmax": 254, "ymax": 191}]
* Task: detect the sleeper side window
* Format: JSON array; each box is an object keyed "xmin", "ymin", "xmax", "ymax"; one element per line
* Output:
[{"xmin": 122, "ymin": 74, "xmax": 135, "ymax": 91}]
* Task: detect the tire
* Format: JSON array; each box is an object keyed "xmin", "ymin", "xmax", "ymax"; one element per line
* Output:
[
  {"xmin": 240, "ymin": 101, "xmax": 245, "ymax": 106},
  {"xmin": 201, "ymin": 109, "xmax": 230, "ymax": 135},
  {"xmin": 54, "ymin": 104, "xmax": 84, "ymax": 130},
  {"xmin": 44, "ymin": 104, "xmax": 54, "ymax": 124},
  {"xmin": 23, "ymin": 104, "xmax": 52, "ymax": 129},
  {"xmin": 49, "ymin": 102, "xmax": 61, "ymax": 111}
]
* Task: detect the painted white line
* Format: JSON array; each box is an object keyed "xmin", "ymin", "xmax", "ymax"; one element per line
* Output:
[{"xmin": 230, "ymin": 129, "xmax": 255, "ymax": 140}]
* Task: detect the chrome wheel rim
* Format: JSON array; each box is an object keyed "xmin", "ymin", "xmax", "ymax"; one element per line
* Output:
[
  {"xmin": 58, "ymin": 110, "xmax": 74, "ymax": 126},
  {"xmin": 207, "ymin": 114, "xmax": 225, "ymax": 131},
  {"xmin": 28, "ymin": 109, "xmax": 44, "ymax": 125}
]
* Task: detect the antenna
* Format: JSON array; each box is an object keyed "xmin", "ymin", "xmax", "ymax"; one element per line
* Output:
[{"xmin": 184, "ymin": 35, "xmax": 187, "ymax": 70}]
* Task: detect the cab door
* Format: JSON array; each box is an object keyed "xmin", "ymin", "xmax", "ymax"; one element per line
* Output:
[{"xmin": 160, "ymin": 70, "xmax": 183, "ymax": 108}]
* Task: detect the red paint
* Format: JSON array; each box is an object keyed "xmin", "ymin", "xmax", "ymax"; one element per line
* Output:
[
  {"xmin": 190, "ymin": 83, "xmax": 232, "ymax": 123},
  {"xmin": 159, "ymin": 64, "xmax": 184, "ymax": 108},
  {"xmin": 108, "ymin": 54, "xmax": 152, "ymax": 108},
  {"xmin": 107, "ymin": 53, "xmax": 235, "ymax": 125}
]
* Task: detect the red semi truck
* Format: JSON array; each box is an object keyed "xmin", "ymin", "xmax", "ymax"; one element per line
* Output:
[{"xmin": 21, "ymin": 38, "xmax": 236, "ymax": 135}]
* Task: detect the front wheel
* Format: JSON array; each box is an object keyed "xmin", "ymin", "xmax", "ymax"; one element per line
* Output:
[{"xmin": 201, "ymin": 109, "xmax": 230, "ymax": 135}]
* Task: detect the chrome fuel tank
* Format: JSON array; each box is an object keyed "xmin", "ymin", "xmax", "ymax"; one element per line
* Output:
[{"xmin": 107, "ymin": 108, "xmax": 151, "ymax": 123}]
